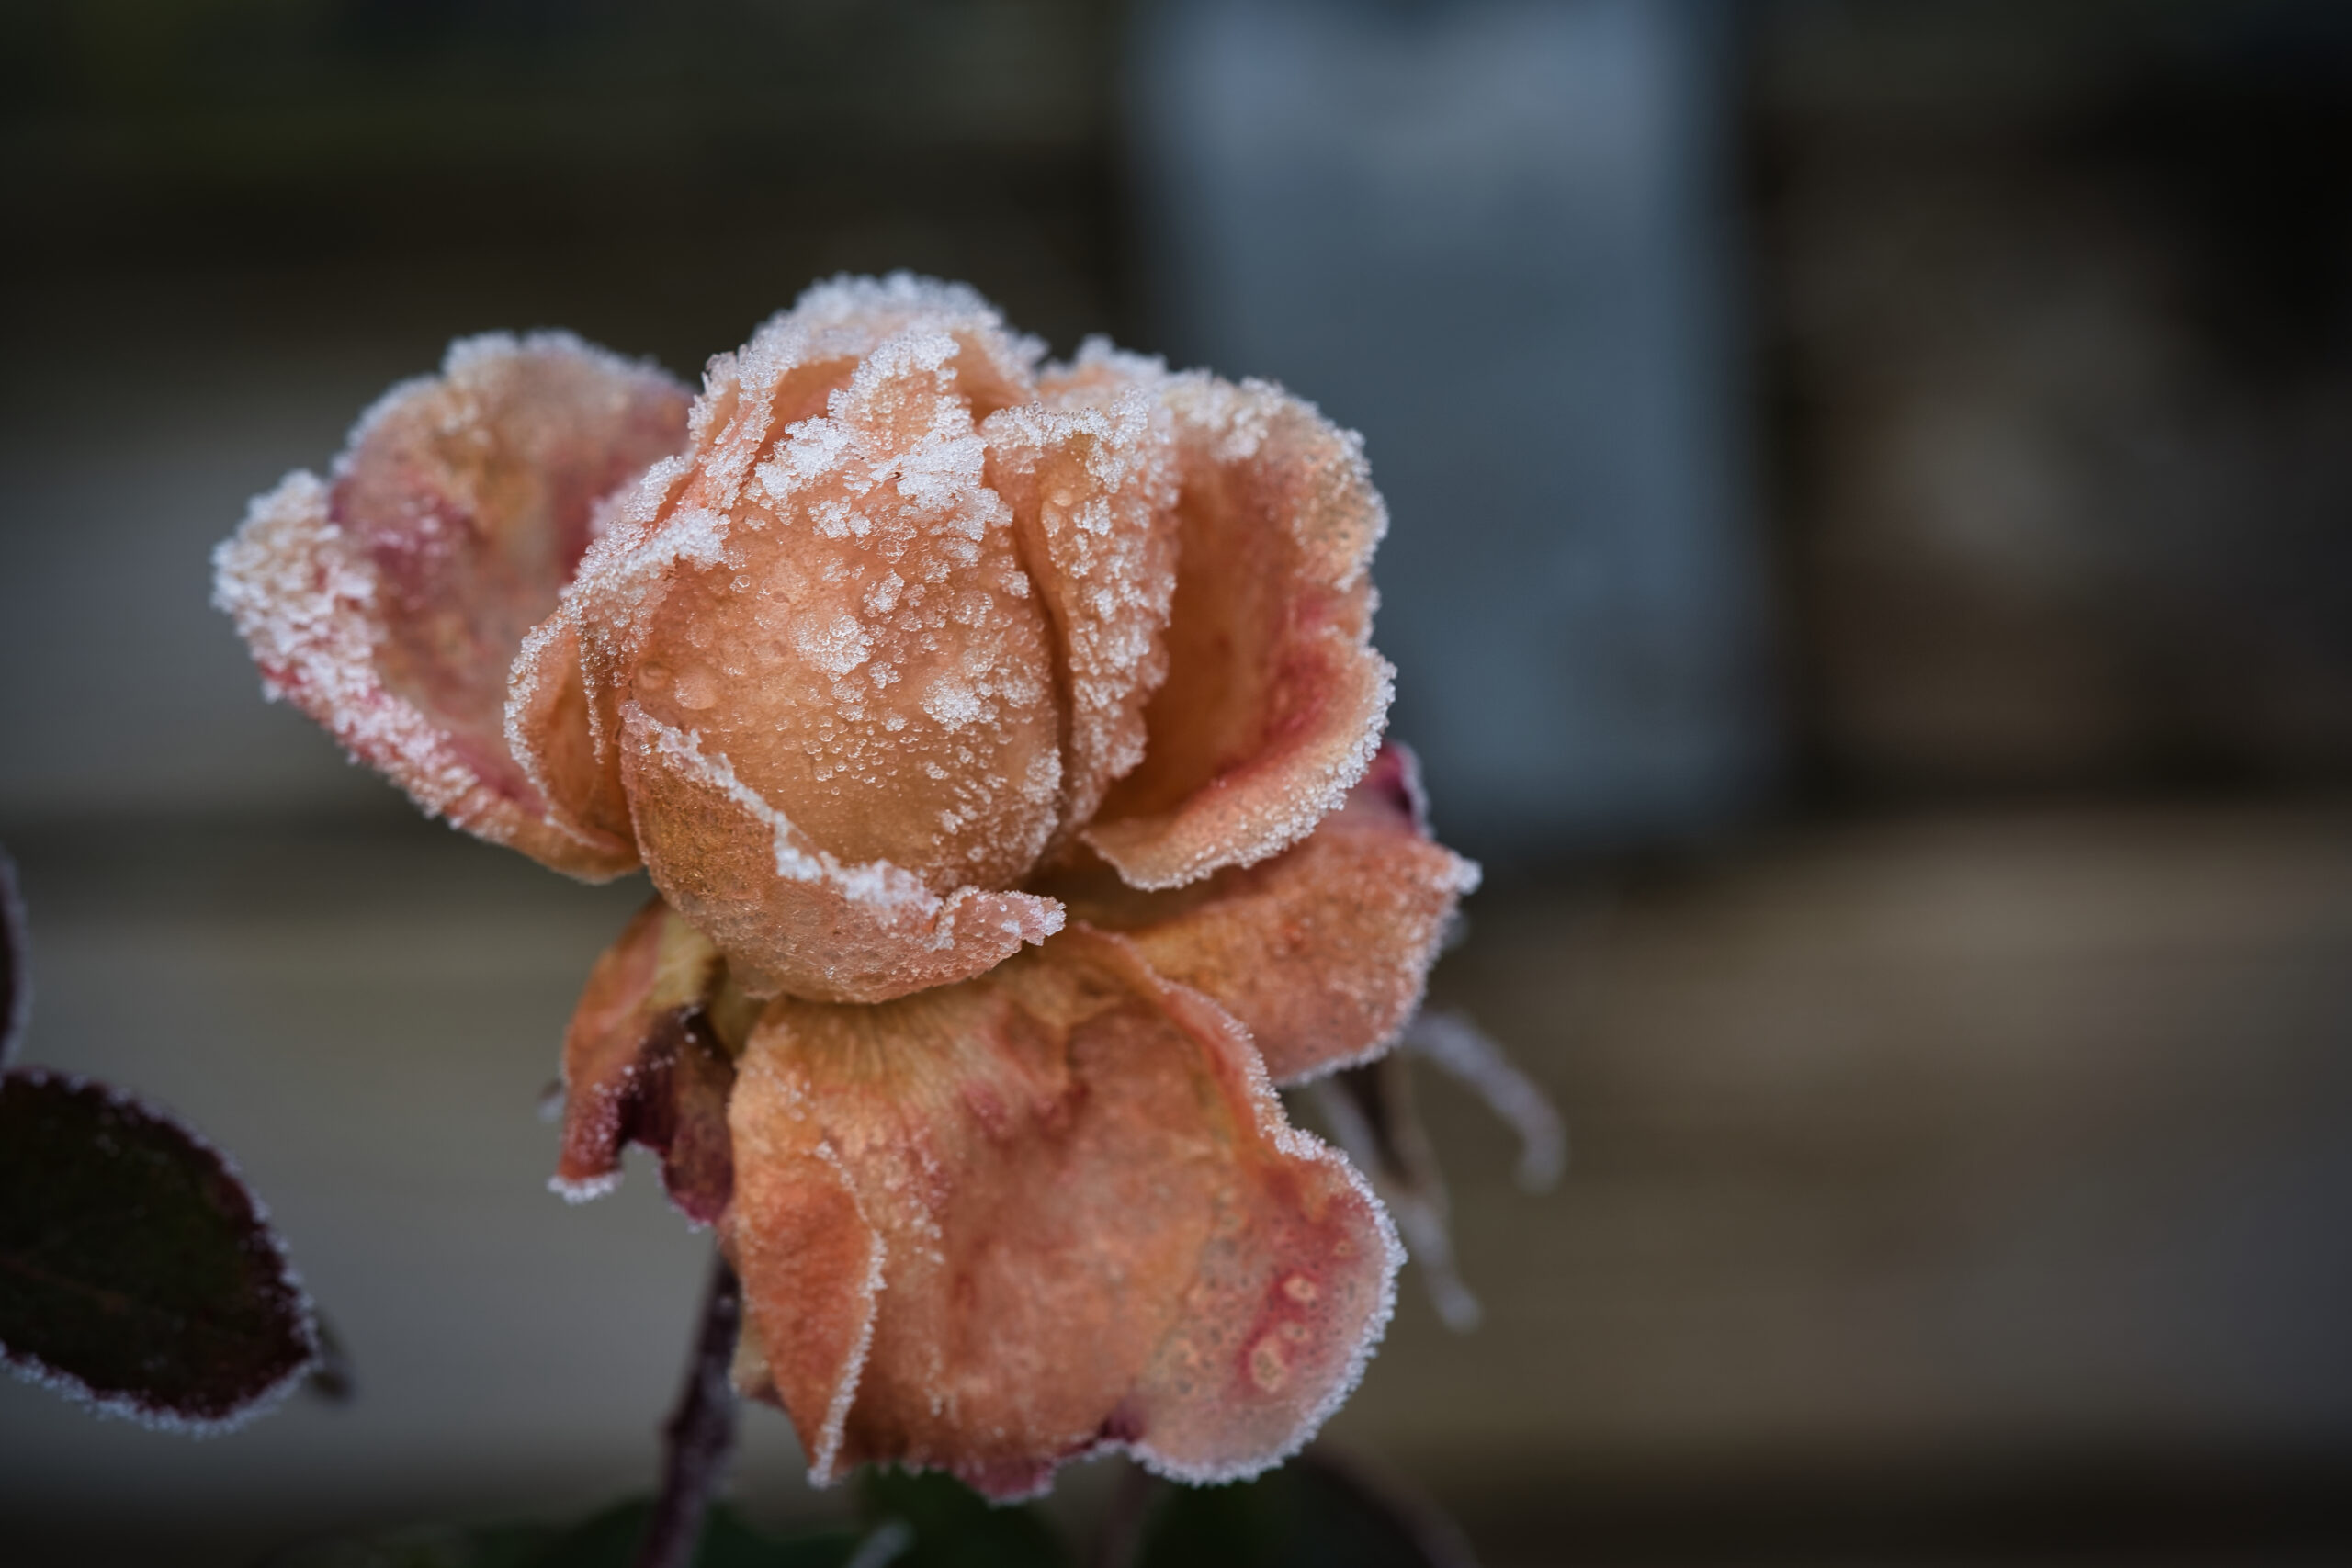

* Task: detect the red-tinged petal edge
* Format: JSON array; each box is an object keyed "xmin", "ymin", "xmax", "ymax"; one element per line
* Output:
[
  {"xmin": 1042, "ymin": 743, "xmax": 1479, "ymax": 1084},
  {"xmin": 554, "ymin": 899, "xmax": 748, "ymax": 1225},
  {"xmin": 212, "ymin": 333, "xmax": 689, "ymax": 880},
  {"xmin": 722, "ymin": 927, "xmax": 1400, "ymax": 1499},
  {"xmin": 1073, "ymin": 362, "xmax": 1396, "ymax": 891},
  {"xmin": 620, "ymin": 705, "xmax": 1064, "ymax": 1003}
]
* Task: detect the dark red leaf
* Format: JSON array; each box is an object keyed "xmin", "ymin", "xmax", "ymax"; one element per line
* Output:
[{"xmin": 0, "ymin": 1068, "xmax": 320, "ymax": 1430}]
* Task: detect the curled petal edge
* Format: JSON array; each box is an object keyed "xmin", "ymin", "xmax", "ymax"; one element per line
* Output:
[
  {"xmin": 1073, "ymin": 365, "xmax": 1396, "ymax": 892},
  {"xmin": 551, "ymin": 898, "xmax": 747, "ymax": 1225},
  {"xmin": 721, "ymin": 925, "xmax": 1400, "ymax": 1499},
  {"xmin": 212, "ymin": 475, "xmax": 635, "ymax": 879},
  {"xmin": 1054, "ymin": 742, "xmax": 1479, "ymax": 1085}
]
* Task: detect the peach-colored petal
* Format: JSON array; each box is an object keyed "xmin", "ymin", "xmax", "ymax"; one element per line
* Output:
[
  {"xmin": 561, "ymin": 284, "xmax": 1068, "ymax": 1001},
  {"xmin": 1061, "ymin": 356, "xmax": 1396, "ymax": 890},
  {"xmin": 505, "ymin": 613, "xmax": 637, "ymax": 859},
  {"xmin": 553, "ymin": 899, "xmax": 743, "ymax": 1224},
  {"xmin": 723, "ymin": 1114, "xmax": 886, "ymax": 1487},
  {"xmin": 981, "ymin": 382, "xmax": 1181, "ymax": 840},
  {"xmin": 212, "ymin": 333, "xmax": 688, "ymax": 878},
  {"xmin": 636, "ymin": 332, "xmax": 1060, "ymax": 886},
  {"xmin": 722, "ymin": 927, "xmax": 1399, "ymax": 1498},
  {"xmin": 619, "ymin": 704, "xmax": 1064, "ymax": 1003},
  {"xmin": 1042, "ymin": 744, "xmax": 1477, "ymax": 1084}
]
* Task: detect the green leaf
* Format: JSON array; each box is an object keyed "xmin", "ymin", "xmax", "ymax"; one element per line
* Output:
[
  {"xmin": 0, "ymin": 1067, "xmax": 319, "ymax": 1429},
  {"xmin": 1133, "ymin": 1450, "xmax": 1475, "ymax": 1568},
  {"xmin": 264, "ymin": 1521, "xmax": 560, "ymax": 1568},
  {"xmin": 265, "ymin": 1503, "xmax": 865, "ymax": 1568},
  {"xmin": 857, "ymin": 1469, "xmax": 1071, "ymax": 1568},
  {"xmin": 526, "ymin": 1500, "xmax": 860, "ymax": 1568}
]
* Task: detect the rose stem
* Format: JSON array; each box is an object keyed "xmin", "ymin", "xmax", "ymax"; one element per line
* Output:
[
  {"xmin": 1088, "ymin": 1460, "xmax": 1160, "ymax": 1568},
  {"xmin": 637, "ymin": 1249, "xmax": 743, "ymax": 1568}
]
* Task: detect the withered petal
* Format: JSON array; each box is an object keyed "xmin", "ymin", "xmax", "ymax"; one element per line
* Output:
[
  {"xmin": 722, "ymin": 927, "xmax": 1399, "ymax": 1499},
  {"xmin": 1043, "ymin": 744, "xmax": 1478, "ymax": 1084},
  {"xmin": 1069, "ymin": 362, "xmax": 1396, "ymax": 890},
  {"xmin": 620, "ymin": 704, "xmax": 1065, "ymax": 1003},
  {"xmin": 212, "ymin": 333, "xmax": 689, "ymax": 878},
  {"xmin": 554, "ymin": 899, "xmax": 738, "ymax": 1224}
]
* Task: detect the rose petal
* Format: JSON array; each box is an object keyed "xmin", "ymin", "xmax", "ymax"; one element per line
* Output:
[
  {"xmin": 646, "ymin": 332, "xmax": 1062, "ymax": 884},
  {"xmin": 1063, "ymin": 358, "xmax": 1396, "ymax": 890},
  {"xmin": 506, "ymin": 612, "xmax": 637, "ymax": 859},
  {"xmin": 553, "ymin": 899, "xmax": 747, "ymax": 1224},
  {"xmin": 723, "ymin": 927, "xmax": 1400, "ymax": 1498},
  {"xmin": 561, "ymin": 286, "xmax": 1068, "ymax": 981},
  {"xmin": 1040, "ymin": 744, "xmax": 1478, "ymax": 1084},
  {"xmin": 213, "ymin": 333, "xmax": 689, "ymax": 878},
  {"xmin": 982, "ymin": 380, "xmax": 1182, "ymax": 843},
  {"xmin": 619, "ymin": 703, "xmax": 1065, "ymax": 1003}
]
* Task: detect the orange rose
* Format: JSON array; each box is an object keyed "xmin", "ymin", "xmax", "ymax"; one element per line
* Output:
[{"xmin": 215, "ymin": 275, "xmax": 1478, "ymax": 1498}]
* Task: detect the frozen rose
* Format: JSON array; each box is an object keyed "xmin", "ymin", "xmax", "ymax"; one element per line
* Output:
[{"xmin": 215, "ymin": 275, "xmax": 1479, "ymax": 1498}]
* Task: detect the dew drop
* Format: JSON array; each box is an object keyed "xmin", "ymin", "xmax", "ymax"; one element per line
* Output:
[{"xmin": 674, "ymin": 666, "xmax": 719, "ymax": 710}]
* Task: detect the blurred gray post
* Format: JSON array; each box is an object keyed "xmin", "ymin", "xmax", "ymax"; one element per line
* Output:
[{"xmin": 1128, "ymin": 0, "xmax": 1774, "ymax": 863}]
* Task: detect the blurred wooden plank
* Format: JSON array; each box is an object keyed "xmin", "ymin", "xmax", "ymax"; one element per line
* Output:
[{"xmin": 3, "ymin": 804, "xmax": 2351, "ymax": 1563}]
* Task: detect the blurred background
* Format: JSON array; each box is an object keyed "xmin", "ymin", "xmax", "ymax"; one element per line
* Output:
[{"xmin": 4, "ymin": 1, "xmax": 2351, "ymax": 1562}]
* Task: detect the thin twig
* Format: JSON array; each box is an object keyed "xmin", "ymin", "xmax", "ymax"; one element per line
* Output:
[{"xmin": 636, "ymin": 1250, "xmax": 743, "ymax": 1568}]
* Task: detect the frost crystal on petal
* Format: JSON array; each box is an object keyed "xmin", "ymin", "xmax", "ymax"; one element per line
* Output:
[
  {"xmin": 620, "ymin": 705, "xmax": 1064, "ymax": 1003},
  {"xmin": 1044, "ymin": 744, "xmax": 1477, "ymax": 1083},
  {"xmin": 213, "ymin": 333, "xmax": 690, "ymax": 877},
  {"xmin": 567, "ymin": 293, "xmax": 1065, "ymax": 942},
  {"xmin": 1071, "ymin": 362, "xmax": 1396, "ymax": 891},
  {"xmin": 722, "ymin": 929, "xmax": 1398, "ymax": 1499},
  {"xmin": 984, "ymin": 378, "xmax": 1182, "ymax": 842},
  {"xmin": 553, "ymin": 899, "xmax": 748, "ymax": 1224}
]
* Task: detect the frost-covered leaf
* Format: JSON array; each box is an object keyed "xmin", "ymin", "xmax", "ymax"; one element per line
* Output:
[
  {"xmin": 1134, "ymin": 1449, "xmax": 1476, "ymax": 1568},
  {"xmin": 0, "ymin": 848, "xmax": 26, "ymax": 1070},
  {"xmin": 1400, "ymin": 1010, "xmax": 1567, "ymax": 1194},
  {"xmin": 0, "ymin": 1068, "xmax": 318, "ymax": 1430},
  {"xmin": 857, "ymin": 1469, "xmax": 1069, "ymax": 1568}
]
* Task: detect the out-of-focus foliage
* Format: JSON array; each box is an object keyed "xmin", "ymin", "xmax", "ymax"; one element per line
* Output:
[
  {"xmin": 1135, "ymin": 1450, "xmax": 1473, "ymax": 1568},
  {"xmin": 260, "ymin": 1454, "xmax": 1481, "ymax": 1567},
  {"xmin": 857, "ymin": 1469, "xmax": 1070, "ymax": 1568},
  {"xmin": 264, "ymin": 1500, "xmax": 862, "ymax": 1568}
]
